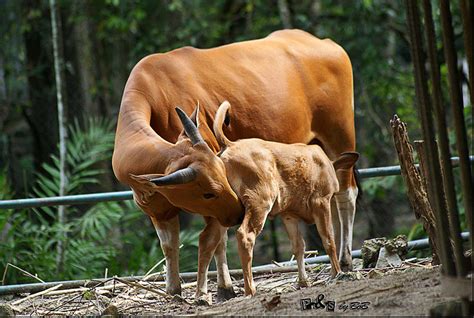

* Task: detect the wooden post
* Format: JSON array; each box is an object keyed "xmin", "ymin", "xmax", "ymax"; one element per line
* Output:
[{"xmin": 390, "ymin": 115, "xmax": 439, "ymax": 264}]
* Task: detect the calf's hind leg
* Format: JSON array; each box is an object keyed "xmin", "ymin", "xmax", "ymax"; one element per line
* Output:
[
  {"xmin": 313, "ymin": 197, "xmax": 341, "ymax": 277},
  {"xmin": 282, "ymin": 215, "xmax": 309, "ymax": 287}
]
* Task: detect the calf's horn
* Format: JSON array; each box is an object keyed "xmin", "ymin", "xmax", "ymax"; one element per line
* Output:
[
  {"xmin": 175, "ymin": 107, "xmax": 205, "ymax": 145},
  {"xmin": 150, "ymin": 167, "xmax": 197, "ymax": 185}
]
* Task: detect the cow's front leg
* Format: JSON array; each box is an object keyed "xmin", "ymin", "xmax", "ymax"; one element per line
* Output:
[
  {"xmin": 214, "ymin": 230, "xmax": 236, "ymax": 302},
  {"xmin": 150, "ymin": 214, "xmax": 181, "ymax": 295},
  {"xmin": 195, "ymin": 217, "xmax": 232, "ymax": 305},
  {"xmin": 334, "ymin": 186, "xmax": 358, "ymax": 271},
  {"xmin": 236, "ymin": 208, "xmax": 268, "ymax": 296}
]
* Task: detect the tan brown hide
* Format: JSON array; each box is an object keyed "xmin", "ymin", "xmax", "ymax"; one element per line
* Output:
[{"xmin": 112, "ymin": 29, "xmax": 357, "ymax": 303}]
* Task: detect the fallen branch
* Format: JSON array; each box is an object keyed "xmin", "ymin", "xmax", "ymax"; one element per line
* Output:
[{"xmin": 113, "ymin": 277, "xmax": 169, "ymax": 298}]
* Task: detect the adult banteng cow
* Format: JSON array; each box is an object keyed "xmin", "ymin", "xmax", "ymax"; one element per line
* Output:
[{"xmin": 112, "ymin": 29, "xmax": 358, "ymax": 302}]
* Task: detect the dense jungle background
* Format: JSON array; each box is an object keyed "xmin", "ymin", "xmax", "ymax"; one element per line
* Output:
[{"xmin": 0, "ymin": 0, "xmax": 472, "ymax": 284}]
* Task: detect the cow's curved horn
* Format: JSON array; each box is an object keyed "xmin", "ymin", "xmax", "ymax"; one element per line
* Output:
[
  {"xmin": 213, "ymin": 101, "xmax": 233, "ymax": 148},
  {"xmin": 175, "ymin": 107, "xmax": 205, "ymax": 145},
  {"xmin": 150, "ymin": 167, "xmax": 197, "ymax": 185}
]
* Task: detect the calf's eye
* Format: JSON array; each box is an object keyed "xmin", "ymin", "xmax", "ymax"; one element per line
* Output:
[{"xmin": 203, "ymin": 193, "xmax": 216, "ymax": 199}]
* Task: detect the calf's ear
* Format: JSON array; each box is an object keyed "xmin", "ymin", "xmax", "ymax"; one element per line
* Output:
[{"xmin": 332, "ymin": 152, "xmax": 360, "ymax": 171}]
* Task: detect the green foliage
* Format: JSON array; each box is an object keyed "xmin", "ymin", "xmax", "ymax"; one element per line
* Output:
[
  {"xmin": 1, "ymin": 0, "xmax": 471, "ymax": 277},
  {"xmin": 0, "ymin": 119, "xmax": 201, "ymax": 283}
]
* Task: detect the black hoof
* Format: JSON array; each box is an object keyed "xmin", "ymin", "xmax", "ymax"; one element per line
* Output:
[
  {"xmin": 216, "ymin": 286, "xmax": 237, "ymax": 302},
  {"xmin": 167, "ymin": 287, "xmax": 182, "ymax": 297},
  {"xmin": 171, "ymin": 294, "xmax": 185, "ymax": 302},
  {"xmin": 194, "ymin": 296, "xmax": 211, "ymax": 306},
  {"xmin": 340, "ymin": 260, "xmax": 353, "ymax": 272}
]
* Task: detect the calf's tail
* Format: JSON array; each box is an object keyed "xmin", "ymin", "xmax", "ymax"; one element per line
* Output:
[{"xmin": 213, "ymin": 101, "xmax": 234, "ymax": 148}]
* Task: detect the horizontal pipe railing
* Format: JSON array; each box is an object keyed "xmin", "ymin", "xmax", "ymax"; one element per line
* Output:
[
  {"xmin": 0, "ymin": 191, "xmax": 133, "ymax": 210},
  {"xmin": 356, "ymin": 155, "xmax": 470, "ymax": 178},
  {"xmin": 0, "ymin": 156, "xmax": 472, "ymax": 210},
  {"xmin": 1, "ymin": 232, "xmax": 468, "ymax": 296}
]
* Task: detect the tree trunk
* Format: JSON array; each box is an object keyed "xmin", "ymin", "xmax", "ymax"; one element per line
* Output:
[
  {"xmin": 50, "ymin": 0, "xmax": 68, "ymax": 273},
  {"xmin": 71, "ymin": 1, "xmax": 100, "ymax": 117},
  {"xmin": 23, "ymin": 0, "xmax": 57, "ymax": 173},
  {"xmin": 277, "ymin": 0, "xmax": 292, "ymax": 29}
]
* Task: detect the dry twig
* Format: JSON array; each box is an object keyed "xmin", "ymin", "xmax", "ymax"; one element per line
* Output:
[{"xmin": 11, "ymin": 283, "xmax": 63, "ymax": 306}]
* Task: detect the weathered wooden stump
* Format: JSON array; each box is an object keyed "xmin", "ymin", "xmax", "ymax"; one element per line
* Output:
[{"xmin": 390, "ymin": 115, "xmax": 439, "ymax": 264}]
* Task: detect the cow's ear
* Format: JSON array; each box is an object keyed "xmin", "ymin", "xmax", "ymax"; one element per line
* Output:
[
  {"xmin": 130, "ymin": 174, "xmax": 186, "ymax": 190},
  {"xmin": 130, "ymin": 173, "xmax": 165, "ymax": 185},
  {"xmin": 332, "ymin": 152, "xmax": 359, "ymax": 171}
]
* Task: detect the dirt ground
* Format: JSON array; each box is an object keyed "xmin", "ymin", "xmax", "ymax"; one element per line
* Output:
[
  {"xmin": 199, "ymin": 266, "xmax": 453, "ymax": 316},
  {"xmin": 0, "ymin": 258, "xmax": 461, "ymax": 316}
]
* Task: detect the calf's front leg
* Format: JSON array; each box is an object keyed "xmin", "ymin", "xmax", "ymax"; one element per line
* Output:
[{"xmin": 236, "ymin": 208, "xmax": 269, "ymax": 296}]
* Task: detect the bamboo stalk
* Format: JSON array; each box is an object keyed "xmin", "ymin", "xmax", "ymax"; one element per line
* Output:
[{"xmin": 49, "ymin": 0, "xmax": 68, "ymax": 274}]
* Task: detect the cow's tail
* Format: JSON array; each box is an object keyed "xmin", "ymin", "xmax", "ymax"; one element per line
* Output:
[{"xmin": 354, "ymin": 166, "xmax": 363, "ymax": 208}]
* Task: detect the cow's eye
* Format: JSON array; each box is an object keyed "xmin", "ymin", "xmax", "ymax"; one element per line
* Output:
[{"xmin": 203, "ymin": 193, "xmax": 216, "ymax": 199}]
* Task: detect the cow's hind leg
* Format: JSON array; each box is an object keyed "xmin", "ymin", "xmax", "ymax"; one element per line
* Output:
[
  {"xmin": 150, "ymin": 214, "xmax": 181, "ymax": 296},
  {"xmin": 282, "ymin": 215, "xmax": 309, "ymax": 287}
]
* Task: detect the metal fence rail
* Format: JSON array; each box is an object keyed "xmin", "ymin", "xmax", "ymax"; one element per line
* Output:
[
  {"xmin": 0, "ymin": 156, "xmax": 472, "ymax": 210},
  {"xmin": 0, "ymin": 232, "xmax": 468, "ymax": 296}
]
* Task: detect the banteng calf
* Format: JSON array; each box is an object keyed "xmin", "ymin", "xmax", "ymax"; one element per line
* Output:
[{"xmin": 213, "ymin": 101, "xmax": 359, "ymax": 296}]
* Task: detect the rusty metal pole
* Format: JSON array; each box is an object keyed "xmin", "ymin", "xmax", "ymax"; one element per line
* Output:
[
  {"xmin": 422, "ymin": 0, "xmax": 466, "ymax": 277},
  {"xmin": 405, "ymin": 0, "xmax": 455, "ymax": 275},
  {"xmin": 440, "ymin": 0, "xmax": 473, "ymax": 272}
]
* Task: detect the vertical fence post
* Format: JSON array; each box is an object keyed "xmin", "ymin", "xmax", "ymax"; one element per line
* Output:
[
  {"xmin": 422, "ymin": 0, "xmax": 466, "ymax": 277},
  {"xmin": 440, "ymin": 0, "xmax": 473, "ymax": 274},
  {"xmin": 405, "ymin": 0, "xmax": 455, "ymax": 275}
]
